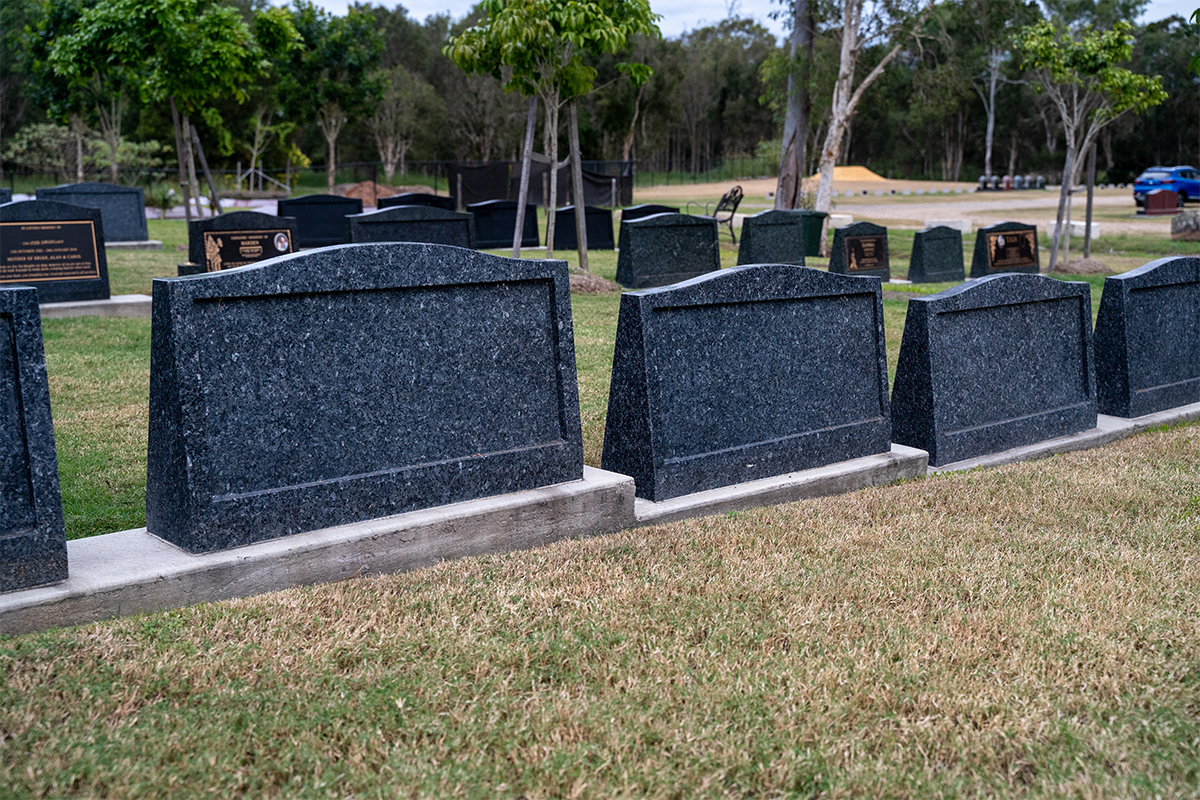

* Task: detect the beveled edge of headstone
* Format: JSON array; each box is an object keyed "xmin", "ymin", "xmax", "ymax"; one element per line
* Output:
[
  {"xmin": 621, "ymin": 211, "xmax": 715, "ymax": 229},
  {"xmin": 835, "ymin": 220, "xmax": 887, "ymax": 237},
  {"xmin": 918, "ymin": 224, "xmax": 964, "ymax": 238},
  {"xmin": 627, "ymin": 261, "xmax": 878, "ymax": 306},
  {"xmin": 278, "ymin": 193, "xmax": 363, "ymax": 207},
  {"xmin": 912, "ymin": 270, "xmax": 1088, "ymax": 313},
  {"xmin": 37, "ymin": 181, "xmax": 140, "ymax": 195},
  {"xmin": 348, "ymin": 205, "xmax": 473, "ymax": 222}
]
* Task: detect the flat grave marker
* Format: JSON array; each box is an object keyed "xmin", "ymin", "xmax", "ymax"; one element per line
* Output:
[
  {"xmin": 36, "ymin": 182, "xmax": 148, "ymax": 243},
  {"xmin": 615, "ymin": 212, "xmax": 720, "ymax": 289},
  {"xmin": 829, "ymin": 221, "xmax": 889, "ymax": 279},
  {"xmin": 468, "ymin": 200, "xmax": 538, "ymax": 249},
  {"xmin": 907, "ymin": 225, "xmax": 964, "ymax": 283},
  {"xmin": 181, "ymin": 210, "xmax": 297, "ymax": 275},
  {"xmin": 0, "ymin": 200, "xmax": 110, "ymax": 302},
  {"xmin": 970, "ymin": 222, "xmax": 1039, "ymax": 277},
  {"xmin": 553, "ymin": 206, "xmax": 614, "ymax": 250},
  {"xmin": 736, "ymin": 209, "xmax": 806, "ymax": 266},
  {"xmin": 347, "ymin": 206, "xmax": 475, "ymax": 249},
  {"xmin": 276, "ymin": 194, "xmax": 362, "ymax": 247}
]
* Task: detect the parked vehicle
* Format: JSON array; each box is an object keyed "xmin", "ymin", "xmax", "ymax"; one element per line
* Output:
[{"xmin": 1133, "ymin": 166, "xmax": 1200, "ymax": 206}]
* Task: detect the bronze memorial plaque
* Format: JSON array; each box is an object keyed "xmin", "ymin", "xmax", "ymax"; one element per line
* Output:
[
  {"xmin": 0, "ymin": 220, "xmax": 101, "ymax": 283},
  {"xmin": 985, "ymin": 229, "xmax": 1037, "ymax": 271},
  {"xmin": 845, "ymin": 234, "xmax": 887, "ymax": 273},
  {"xmin": 202, "ymin": 229, "xmax": 293, "ymax": 272}
]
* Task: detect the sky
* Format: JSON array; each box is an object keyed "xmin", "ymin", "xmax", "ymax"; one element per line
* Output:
[{"xmin": 293, "ymin": 0, "xmax": 1197, "ymax": 42}]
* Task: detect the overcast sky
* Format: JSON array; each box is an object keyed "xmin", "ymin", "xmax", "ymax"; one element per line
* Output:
[{"xmin": 293, "ymin": 0, "xmax": 1196, "ymax": 42}]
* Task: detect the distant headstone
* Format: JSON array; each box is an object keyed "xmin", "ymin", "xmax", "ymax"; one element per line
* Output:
[
  {"xmin": 1001, "ymin": 175, "xmax": 1013, "ymax": 190},
  {"xmin": 276, "ymin": 194, "xmax": 362, "ymax": 247},
  {"xmin": 147, "ymin": 243, "xmax": 583, "ymax": 553},
  {"xmin": 829, "ymin": 221, "xmax": 889, "ymax": 280},
  {"xmin": 977, "ymin": 176, "xmax": 988, "ymax": 191},
  {"xmin": 36, "ymin": 182, "xmax": 148, "ymax": 242},
  {"xmin": 1095, "ymin": 256, "xmax": 1200, "ymax": 418},
  {"xmin": 378, "ymin": 193, "xmax": 455, "ymax": 211},
  {"xmin": 602, "ymin": 264, "xmax": 891, "ymax": 501},
  {"xmin": 970, "ymin": 222, "xmax": 1039, "ymax": 277},
  {"xmin": 1171, "ymin": 210, "xmax": 1200, "ymax": 241},
  {"xmin": 468, "ymin": 200, "xmax": 538, "ymax": 249},
  {"xmin": 621, "ymin": 204, "xmax": 680, "ymax": 223},
  {"xmin": 347, "ymin": 205, "xmax": 475, "ymax": 249},
  {"xmin": 1143, "ymin": 189, "xmax": 1180, "ymax": 216},
  {"xmin": 891, "ymin": 273, "xmax": 1096, "ymax": 467},
  {"xmin": 0, "ymin": 188, "xmax": 11, "ymax": 205},
  {"xmin": 615, "ymin": 213, "xmax": 720, "ymax": 289},
  {"xmin": 183, "ymin": 210, "xmax": 297, "ymax": 275},
  {"xmin": 553, "ymin": 206, "xmax": 614, "ymax": 250},
  {"xmin": 0, "ymin": 200, "xmax": 110, "ymax": 302},
  {"xmin": 0, "ymin": 286, "xmax": 67, "ymax": 592},
  {"xmin": 908, "ymin": 226, "xmax": 964, "ymax": 283},
  {"xmin": 736, "ymin": 209, "xmax": 805, "ymax": 266}
]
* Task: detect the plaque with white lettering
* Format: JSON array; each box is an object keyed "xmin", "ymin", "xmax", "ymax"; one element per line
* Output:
[
  {"xmin": 0, "ymin": 221, "xmax": 101, "ymax": 283},
  {"xmin": 202, "ymin": 229, "xmax": 293, "ymax": 271},
  {"xmin": 986, "ymin": 229, "xmax": 1037, "ymax": 271},
  {"xmin": 845, "ymin": 234, "xmax": 887, "ymax": 273}
]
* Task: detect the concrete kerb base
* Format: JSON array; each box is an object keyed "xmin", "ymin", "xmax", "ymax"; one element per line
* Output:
[
  {"xmin": 0, "ymin": 466, "xmax": 636, "ymax": 636},
  {"xmin": 635, "ymin": 445, "xmax": 929, "ymax": 527},
  {"xmin": 106, "ymin": 240, "xmax": 163, "ymax": 250},
  {"xmin": 40, "ymin": 294, "xmax": 152, "ymax": 319}
]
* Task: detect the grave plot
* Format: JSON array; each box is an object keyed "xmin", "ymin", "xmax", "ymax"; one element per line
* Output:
[{"xmin": 0, "ymin": 200, "xmax": 111, "ymax": 302}]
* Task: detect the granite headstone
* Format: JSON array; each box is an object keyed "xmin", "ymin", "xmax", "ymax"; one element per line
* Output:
[
  {"xmin": 146, "ymin": 242, "xmax": 583, "ymax": 553},
  {"xmin": 907, "ymin": 225, "xmax": 965, "ymax": 283},
  {"xmin": 891, "ymin": 273, "xmax": 1096, "ymax": 467},
  {"xmin": 379, "ymin": 193, "xmax": 456, "ymax": 211},
  {"xmin": 621, "ymin": 204, "xmax": 680, "ymax": 223},
  {"xmin": 468, "ymin": 200, "xmax": 539, "ymax": 248},
  {"xmin": 736, "ymin": 209, "xmax": 806, "ymax": 266},
  {"xmin": 0, "ymin": 188, "xmax": 11, "ymax": 205},
  {"xmin": 615, "ymin": 213, "xmax": 721, "ymax": 289},
  {"xmin": 829, "ymin": 221, "xmax": 889, "ymax": 280},
  {"xmin": 347, "ymin": 206, "xmax": 475, "ymax": 249},
  {"xmin": 36, "ymin": 182, "xmax": 148, "ymax": 242},
  {"xmin": 552, "ymin": 206, "xmax": 614, "ymax": 250},
  {"xmin": 276, "ymin": 194, "xmax": 362, "ymax": 247},
  {"xmin": 0, "ymin": 200, "xmax": 110, "ymax": 302},
  {"xmin": 181, "ymin": 210, "xmax": 298, "ymax": 275},
  {"xmin": 0, "ymin": 287, "xmax": 67, "ymax": 592},
  {"xmin": 1143, "ymin": 189, "xmax": 1181, "ymax": 216},
  {"xmin": 970, "ymin": 222, "xmax": 1039, "ymax": 277},
  {"xmin": 601, "ymin": 264, "xmax": 891, "ymax": 501},
  {"xmin": 1094, "ymin": 256, "xmax": 1200, "ymax": 417}
]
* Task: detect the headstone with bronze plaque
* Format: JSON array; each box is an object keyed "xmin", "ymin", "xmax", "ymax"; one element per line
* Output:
[
  {"xmin": 829, "ymin": 221, "xmax": 889, "ymax": 280},
  {"xmin": 970, "ymin": 222, "xmax": 1039, "ymax": 277},
  {"xmin": 180, "ymin": 211, "xmax": 298, "ymax": 276},
  {"xmin": 0, "ymin": 200, "xmax": 110, "ymax": 302}
]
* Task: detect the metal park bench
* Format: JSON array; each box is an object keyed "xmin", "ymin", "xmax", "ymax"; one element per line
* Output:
[{"xmin": 688, "ymin": 185, "xmax": 744, "ymax": 243}]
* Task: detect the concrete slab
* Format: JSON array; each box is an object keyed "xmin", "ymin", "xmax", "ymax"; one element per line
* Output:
[
  {"xmin": 0, "ymin": 466, "xmax": 636, "ymax": 635},
  {"xmin": 40, "ymin": 294, "xmax": 152, "ymax": 319},
  {"xmin": 634, "ymin": 445, "xmax": 929, "ymax": 526},
  {"xmin": 106, "ymin": 240, "xmax": 163, "ymax": 250}
]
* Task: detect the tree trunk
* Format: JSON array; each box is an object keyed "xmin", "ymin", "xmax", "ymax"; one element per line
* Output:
[
  {"xmin": 544, "ymin": 95, "xmax": 561, "ymax": 260},
  {"xmin": 1084, "ymin": 142, "xmax": 1096, "ymax": 259},
  {"xmin": 776, "ymin": 0, "xmax": 814, "ymax": 210},
  {"xmin": 170, "ymin": 97, "xmax": 193, "ymax": 222},
  {"xmin": 514, "ymin": 96, "xmax": 537, "ymax": 258},
  {"xmin": 192, "ymin": 126, "xmax": 222, "ymax": 216},
  {"xmin": 69, "ymin": 114, "xmax": 85, "ymax": 183},
  {"xmin": 182, "ymin": 113, "xmax": 202, "ymax": 219},
  {"xmin": 983, "ymin": 49, "xmax": 1001, "ymax": 178},
  {"xmin": 1047, "ymin": 144, "xmax": 1075, "ymax": 273},
  {"xmin": 318, "ymin": 105, "xmax": 344, "ymax": 194},
  {"xmin": 621, "ymin": 83, "xmax": 646, "ymax": 162},
  {"xmin": 569, "ymin": 99, "xmax": 589, "ymax": 274}
]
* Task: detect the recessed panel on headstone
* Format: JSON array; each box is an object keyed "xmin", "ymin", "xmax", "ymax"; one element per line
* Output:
[
  {"xmin": 553, "ymin": 206, "xmax": 614, "ymax": 250},
  {"xmin": 0, "ymin": 200, "xmax": 110, "ymax": 302},
  {"xmin": 276, "ymin": 194, "xmax": 363, "ymax": 247},
  {"xmin": 970, "ymin": 222, "xmax": 1039, "ymax": 277},
  {"xmin": 615, "ymin": 213, "xmax": 721, "ymax": 289},
  {"xmin": 736, "ymin": 209, "xmax": 806, "ymax": 266},
  {"xmin": 602, "ymin": 265, "xmax": 891, "ymax": 501},
  {"xmin": 378, "ymin": 193, "xmax": 456, "ymax": 211},
  {"xmin": 621, "ymin": 204, "xmax": 680, "ymax": 223},
  {"xmin": 347, "ymin": 206, "xmax": 475, "ymax": 249},
  {"xmin": 468, "ymin": 200, "xmax": 539, "ymax": 249},
  {"xmin": 891, "ymin": 273, "xmax": 1096, "ymax": 467},
  {"xmin": 36, "ymin": 182, "xmax": 148, "ymax": 242},
  {"xmin": 0, "ymin": 287, "xmax": 67, "ymax": 593},
  {"xmin": 1095, "ymin": 256, "xmax": 1200, "ymax": 417},
  {"xmin": 908, "ymin": 225, "xmax": 965, "ymax": 283},
  {"xmin": 829, "ymin": 221, "xmax": 889, "ymax": 279},
  {"xmin": 186, "ymin": 210, "xmax": 298, "ymax": 273},
  {"xmin": 146, "ymin": 242, "xmax": 583, "ymax": 553}
]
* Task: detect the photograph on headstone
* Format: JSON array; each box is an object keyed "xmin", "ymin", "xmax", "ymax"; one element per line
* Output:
[
  {"xmin": 347, "ymin": 206, "xmax": 475, "ymax": 249},
  {"xmin": 182, "ymin": 211, "xmax": 298, "ymax": 275},
  {"xmin": 35, "ymin": 182, "xmax": 149, "ymax": 243},
  {"xmin": 0, "ymin": 287, "xmax": 67, "ymax": 593},
  {"xmin": 736, "ymin": 209, "xmax": 806, "ymax": 266},
  {"xmin": 970, "ymin": 222, "xmax": 1039, "ymax": 277},
  {"xmin": 829, "ymin": 221, "xmax": 889, "ymax": 279},
  {"xmin": 552, "ymin": 206, "xmax": 614, "ymax": 250},
  {"xmin": 276, "ymin": 194, "xmax": 363, "ymax": 247},
  {"xmin": 602, "ymin": 264, "xmax": 891, "ymax": 501},
  {"xmin": 891, "ymin": 273, "xmax": 1096, "ymax": 467},
  {"xmin": 907, "ymin": 225, "xmax": 965, "ymax": 283},
  {"xmin": 1095, "ymin": 256, "xmax": 1200, "ymax": 417},
  {"xmin": 378, "ymin": 194, "xmax": 456, "ymax": 211},
  {"xmin": 615, "ymin": 212, "xmax": 721, "ymax": 289},
  {"xmin": 147, "ymin": 242, "xmax": 583, "ymax": 553},
  {"xmin": 468, "ymin": 200, "xmax": 539, "ymax": 249},
  {"xmin": 0, "ymin": 200, "xmax": 111, "ymax": 302}
]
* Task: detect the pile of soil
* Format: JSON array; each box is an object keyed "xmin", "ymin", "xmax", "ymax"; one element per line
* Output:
[
  {"xmin": 1058, "ymin": 257, "xmax": 1109, "ymax": 275},
  {"xmin": 335, "ymin": 181, "xmax": 400, "ymax": 202},
  {"xmin": 569, "ymin": 272, "xmax": 619, "ymax": 293}
]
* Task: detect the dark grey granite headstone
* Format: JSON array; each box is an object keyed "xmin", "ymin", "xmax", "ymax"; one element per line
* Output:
[
  {"xmin": 829, "ymin": 221, "xmax": 889, "ymax": 279},
  {"xmin": 36, "ymin": 182, "xmax": 148, "ymax": 242},
  {"xmin": 146, "ymin": 242, "xmax": 582, "ymax": 553},
  {"xmin": 970, "ymin": 222, "xmax": 1039, "ymax": 277},
  {"xmin": 0, "ymin": 200, "xmax": 111, "ymax": 302},
  {"xmin": 347, "ymin": 206, "xmax": 475, "ymax": 249},
  {"xmin": 0, "ymin": 189, "xmax": 11, "ymax": 205},
  {"xmin": 615, "ymin": 213, "xmax": 721, "ymax": 289},
  {"xmin": 601, "ymin": 264, "xmax": 891, "ymax": 501},
  {"xmin": 276, "ymin": 194, "xmax": 362, "ymax": 247},
  {"xmin": 1095, "ymin": 256, "xmax": 1200, "ymax": 417},
  {"xmin": 468, "ymin": 200, "xmax": 538, "ymax": 249},
  {"xmin": 378, "ymin": 193, "xmax": 455, "ymax": 211},
  {"xmin": 891, "ymin": 273, "xmax": 1096, "ymax": 467},
  {"xmin": 736, "ymin": 209, "xmax": 806, "ymax": 266},
  {"xmin": 553, "ymin": 206, "xmax": 614, "ymax": 250},
  {"xmin": 186, "ymin": 210, "xmax": 298, "ymax": 273},
  {"xmin": 621, "ymin": 204, "xmax": 680, "ymax": 223},
  {"xmin": 0, "ymin": 287, "xmax": 67, "ymax": 592},
  {"xmin": 907, "ymin": 226, "xmax": 964, "ymax": 283}
]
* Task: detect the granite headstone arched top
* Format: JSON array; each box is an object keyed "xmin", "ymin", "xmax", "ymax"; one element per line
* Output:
[
  {"xmin": 0, "ymin": 199, "xmax": 110, "ymax": 302},
  {"xmin": 615, "ymin": 212, "xmax": 721, "ymax": 289},
  {"xmin": 276, "ymin": 194, "xmax": 363, "ymax": 247},
  {"xmin": 346, "ymin": 205, "xmax": 475, "ymax": 249},
  {"xmin": 378, "ymin": 193, "xmax": 456, "ymax": 211},
  {"xmin": 736, "ymin": 209, "xmax": 806, "ymax": 267},
  {"xmin": 907, "ymin": 225, "xmax": 964, "ymax": 284},
  {"xmin": 36, "ymin": 181, "xmax": 148, "ymax": 243}
]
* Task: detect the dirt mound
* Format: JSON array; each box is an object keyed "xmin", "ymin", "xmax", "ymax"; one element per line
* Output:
[
  {"xmin": 569, "ymin": 272, "xmax": 619, "ymax": 293},
  {"xmin": 1058, "ymin": 257, "xmax": 1109, "ymax": 275},
  {"xmin": 336, "ymin": 181, "xmax": 400, "ymax": 202},
  {"xmin": 806, "ymin": 165, "xmax": 887, "ymax": 182}
]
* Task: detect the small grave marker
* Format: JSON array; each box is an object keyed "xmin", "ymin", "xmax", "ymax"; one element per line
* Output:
[
  {"xmin": 276, "ymin": 194, "xmax": 362, "ymax": 247},
  {"xmin": 615, "ymin": 213, "xmax": 720, "ymax": 289},
  {"xmin": 736, "ymin": 209, "xmax": 806, "ymax": 266},
  {"xmin": 907, "ymin": 226, "xmax": 964, "ymax": 283},
  {"xmin": 553, "ymin": 206, "xmax": 614, "ymax": 250},
  {"xmin": 378, "ymin": 194, "xmax": 456, "ymax": 211},
  {"xmin": 468, "ymin": 200, "xmax": 539, "ymax": 249},
  {"xmin": 181, "ymin": 210, "xmax": 297, "ymax": 275},
  {"xmin": 347, "ymin": 206, "xmax": 475, "ymax": 249},
  {"xmin": 829, "ymin": 221, "xmax": 889, "ymax": 279},
  {"xmin": 1143, "ymin": 189, "xmax": 1180, "ymax": 216},
  {"xmin": 621, "ymin": 204, "xmax": 680, "ymax": 223},
  {"xmin": 970, "ymin": 222, "xmax": 1039, "ymax": 277},
  {"xmin": 0, "ymin": 200, "xmax": 110, "ymax": 302},
  {"xmin": 36, "ymin": 182, "xmax": 148, "ymax": 242}
]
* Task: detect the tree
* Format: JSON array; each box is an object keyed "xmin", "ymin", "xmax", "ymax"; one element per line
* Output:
[
  {"xmin": 773, "ymin": 0, "xmax": 815, "ymax": 209},
  {"xmin": 1015, "ymin": 20, "xmax": 1166, "ymax": 270},
  {"xmin": 370, "ymin": 65, "xmax": 444, "ymax": 180}
]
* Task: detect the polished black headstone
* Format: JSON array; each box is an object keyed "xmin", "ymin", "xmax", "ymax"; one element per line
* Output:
[
  {"xmin": 829, "ymin": 221, "xmax": 889, "ymax": 279},
  {"xmin": 187, "ymin": 210, "xmax": 297, "ymax": 272},
  {"xmin": 891, "ymin": 273, "xmax": 1096, "ymax": 467},
  {"xmin": 621, "ymin": 204, "xmax": 680, "ymax": 223},
  {"xmin": 615, "ymin": 213, "xmax": 721, "ymax": 289},
  {"xmin": 276, "ymin": 194, "xmax": 362, "ymax": 247},
  {"xmin": 0, "ymin": 287, "xmax": 67, "ymax": 592},
  {"xmin": 908, "ymin": 226, "xmax": 965, "ymax": 283},
  {"xmin": 553, "ymin": 206, "xmax": 614, "ymax": 250},
  {"xmin": 36, "ymin": 182, "xmax": 147, "ymax": 242},
  {"xmin": 736, "ymin": 209, "xmax": 806, "ymax": 266},
  {"xmin": 970, "ymin": 222, "xmax": 1039, "ymax": 277},
  {"xmin": 347, "ymin": 206, "xmax": 475, "ymax": 249},
  {"xmin": 147, "ymin": 242, "xmax": 583, "ymax": 553},
  {"xmin": 602, "ymin": 264, "xmax": 890, "ymax": 501},
  {"xmin": 1095, "ymin": 256, "xmax": 1200, "ymax": 417},
  {"xmin": 0, "ymin": 200, "xmax": 110, "ymax": 302},
  {"xmin": 468, "ymin": 200, "xmax": 539, "ymax": 249},
  {"xmin": 379, "ymin": 193, "xmax": 456, "ymax": 211},
  {"xmin": 0, "ymin": 189, "xmax": 11, "ymax": 205}
]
